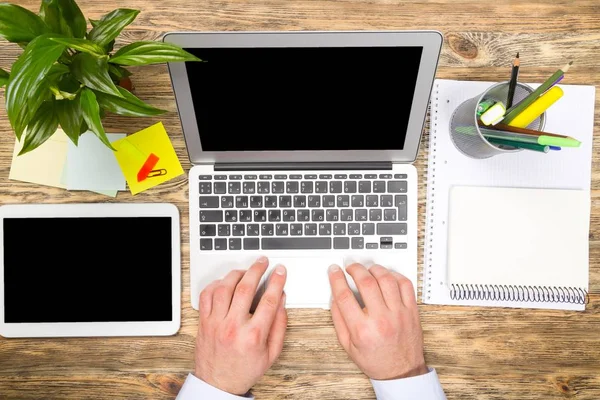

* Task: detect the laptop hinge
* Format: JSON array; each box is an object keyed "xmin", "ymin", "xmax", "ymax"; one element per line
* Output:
[{"xmin": 214, "ymin": 162, "xmax": 392, "ymax": 171}]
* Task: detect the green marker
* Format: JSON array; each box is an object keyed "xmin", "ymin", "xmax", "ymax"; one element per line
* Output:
[
  {"xmin": 537, "ymin": 135, "xmax": 581, "ymax": 148},
  {"xmin": 487, "ymin": 137, "xmax": 549, "ymax": 153},
  {"xmin": 476, "ymin": 99, "xmax": 496, "ymax": 116}
]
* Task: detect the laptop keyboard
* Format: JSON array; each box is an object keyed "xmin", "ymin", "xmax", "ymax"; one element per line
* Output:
[{"xmin": 197, "ymin": 173, "xmax": 408, "ymax": 251}]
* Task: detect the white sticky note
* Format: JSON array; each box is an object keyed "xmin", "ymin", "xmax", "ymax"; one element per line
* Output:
[
  {"xmin": 9, "ymin": 129, "xmax": 69, "ymax": 189},
  {"xmin": 66, "ymin": 132, "xmax": 126, "ymax": 191}
]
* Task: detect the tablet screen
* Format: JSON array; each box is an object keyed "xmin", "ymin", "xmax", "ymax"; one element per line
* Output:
[{"xmin": 3, "ymin": 217, "xmax": 173, "ymax": 323}]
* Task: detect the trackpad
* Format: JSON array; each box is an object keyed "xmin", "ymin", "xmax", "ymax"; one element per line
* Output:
[{"xmin": 262, "ymin": 257, "xmax": 343, "ymax": 309}]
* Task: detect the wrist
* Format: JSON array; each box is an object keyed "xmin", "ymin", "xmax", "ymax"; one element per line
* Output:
[
  {"xmin": 369, "ymin": 361, "xmax": 429, "ymax": 381},
  {"xmin": 194, "ymin": 369, "xmax": 249, "ymax": 397}
]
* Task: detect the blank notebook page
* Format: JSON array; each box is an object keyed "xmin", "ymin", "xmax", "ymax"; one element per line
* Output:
[{"xmin": 447, "ymin": 186, "xmax": 589, "ymax": 289}]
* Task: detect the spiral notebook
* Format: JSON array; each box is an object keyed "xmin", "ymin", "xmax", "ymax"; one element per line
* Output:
[{"xmin": 424, "ymin": 79, "xmax": 595, "ymax": 311}]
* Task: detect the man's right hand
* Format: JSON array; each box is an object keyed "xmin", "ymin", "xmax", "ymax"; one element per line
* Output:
[{"xmin": 328, "ymin": 263, "xmax": 428, "ymax": 380}]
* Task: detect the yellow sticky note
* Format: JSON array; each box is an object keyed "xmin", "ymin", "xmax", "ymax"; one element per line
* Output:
[
  {"xmin": 112, "ymin": 122, "xmax": 184, "ymax": 195},
  {"xmin": 9, "ymin": 129, "xmax": 69, "ymax": 189}
]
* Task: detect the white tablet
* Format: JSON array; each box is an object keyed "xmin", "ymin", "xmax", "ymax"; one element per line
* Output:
[{"xmin": 0, "ymin": 203, "xmax": 180, "ymax": 338}]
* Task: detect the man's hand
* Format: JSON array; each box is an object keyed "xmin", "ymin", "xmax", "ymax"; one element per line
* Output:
[
  {"xmin": 328, "ymin": 263, "xmax": 427, "ymax": 380},
  {"xmin": 194, "ymin": 257, "xmax": 287, "ymax": 395}
]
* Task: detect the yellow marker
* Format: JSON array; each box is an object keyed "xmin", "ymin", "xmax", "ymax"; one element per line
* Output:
[
  {"xmin": 479, "ymin": 102, "xmax": 506, "ymax": 126},
  {"xmin": 508, "ymin": 86, "xmax": 563, "ymax": 128}
]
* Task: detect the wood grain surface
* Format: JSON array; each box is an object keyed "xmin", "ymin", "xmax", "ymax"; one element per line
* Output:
[{"xmin": 1, "ymin": 1, "xmax": 599, "ymax": 399}]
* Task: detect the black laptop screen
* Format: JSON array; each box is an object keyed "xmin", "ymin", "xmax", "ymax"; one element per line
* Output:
[{"xmin": 183, "ymin": 46, "xmax": 423, "ymax": 151}]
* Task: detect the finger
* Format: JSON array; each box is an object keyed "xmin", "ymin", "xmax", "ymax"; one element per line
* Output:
[
  {"xmin": 330, "ymin": 301, "xmax": 351, "ymax": 351},
  {"xmin": 199, "ymin": 279, "xmax": 221, "ymax": 319},
  {"xmin": 211, "ymin": 269, "xmax": 246, "ymax": 319},
  {"xmin": 345, "ymin": 263, "xmax": 387, "ymax": 312},
  {"xmin": 252, "ymin": 265, "xmax": 287, "ymax": 333},
  {"xmin": 369, "ymin": 265, "xmax": 403, "ymax": 310},
  {"xmin": 267, "ymin": 292, "xmax": 288, "ymax": 366},
  {"xmin": 230, "ymin": 256, "xmax": 269, "ymax": 318},
  {"xmin": 328, "ymin": 264, "xmax": 364, "ymax": 327},
  {"xmin": 391, "ymin": 271, "xmax": 417, "ymax": 308}
]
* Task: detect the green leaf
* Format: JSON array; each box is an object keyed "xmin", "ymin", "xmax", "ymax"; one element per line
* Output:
[
  {"xmin": 70, "ymin": 52, "xmax": 122, "ymax": 97},
  {"xmin": 49, "ymin": 37, "xmax": 106, "ymax": 56},
  {"xmin": 95, "ymin": 86, "xmax": 166, "ymax": 117},
  {"xmin": 56, "ymin": 98, "xmax": 83, "ymax": 144},
  {"xmin": 39, "ymin": 0, "xmax": 86, "ymax": 38},
  {"xmin": 0, "ymin": 68, "xmax": 8, "ymax": 87},
  {"xmin": 108, "ymin": 64, "xmax": 131, "ymax": 81},
  {"xmin": 18, "ymin": 101, "xmax": 59, "ymax": 156},
  {"xmin": 89, "ymin": 18, "xmax": 99, "ymax": 28},
  {"xmin": 109, "ymin": 41, "xmax": 201, "ymax": 66},
  {"xmin": 87, "ymin": 9, "xmax": 139, "ymax": 48},
  {"xmin": 5, "ymin": 34, "xmax": 66, "ymax": 140},
  {"xmin": 0, "ymin": 3, "xmax": 49, "ymax": 43},
  {"xmin": 80, "ymin": 87, "xmax": 115, "ymax": 150}
]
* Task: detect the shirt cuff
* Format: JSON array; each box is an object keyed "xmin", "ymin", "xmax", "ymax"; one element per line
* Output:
[
  {"xmin": 176, "ymin": 374, "xmax": 254, "ymax": 400},
  {"xmin": 370, "ymin": 368, "xmax": 447, "ymax": 400}
]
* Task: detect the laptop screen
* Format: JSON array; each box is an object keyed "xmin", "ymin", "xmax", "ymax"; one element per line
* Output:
[{"xmin": 183, "ymin": 46, "xmax": 423, "ymax": 152}]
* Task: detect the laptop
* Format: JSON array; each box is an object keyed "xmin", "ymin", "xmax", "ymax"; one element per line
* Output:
[{"xmin": 164, "ymin": 31, "xmax": 442, "ymax": 309}]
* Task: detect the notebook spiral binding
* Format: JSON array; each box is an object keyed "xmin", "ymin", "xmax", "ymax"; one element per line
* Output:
[
  {"xmin": 449, "ymin": 284, "xmax": 589, "ymax": 305},
  {"xmin": 422, "ymin": 82, "xmax": 439, "ymax": 303}
]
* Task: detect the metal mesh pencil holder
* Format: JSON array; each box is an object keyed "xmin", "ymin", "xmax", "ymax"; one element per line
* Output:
[{"xmin": 450, "ymin": 81, "xmax": 546, "ymax": 159}]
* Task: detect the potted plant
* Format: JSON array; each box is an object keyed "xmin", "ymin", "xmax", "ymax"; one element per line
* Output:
[{"xmin": 0, "ymin": 0, "xmax": 200, "ymax": 155}]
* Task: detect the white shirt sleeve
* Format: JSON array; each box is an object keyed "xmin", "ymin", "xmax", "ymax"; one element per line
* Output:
[
  {"xmin": 176, "ymin": 374, "xmax": 254, "ymax": 400},
  {"xmin": 370, "ymin": 368, "xmax": 446, "ymax": 400}
]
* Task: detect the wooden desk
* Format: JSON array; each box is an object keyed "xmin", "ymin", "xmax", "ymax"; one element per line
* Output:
[{"xmin": 0, "ymin": 1, "xmax": 598, "ymax": 398}]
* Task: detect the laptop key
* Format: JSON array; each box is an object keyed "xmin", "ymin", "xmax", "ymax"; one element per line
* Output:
[
  {"xmin": 379, "ymin": 174, "xmax": 392, "ymax": 179},
  {"xmin": 254, "ymin": 210, "xmax": 266, "ymax": 222},
  {"xmin": 214, "ymin": 239, "xmax": 227, "ymax": 250},
  {"xmin": 268, "ymin": 210, "xmax": 281, "ymax": 222},
  {"xmin": 294, "ymin": 195, "xmax": 306, "ymax": 208},
  {"xmin": 265, "ymin": 196, "xmax": 277, "ymax": 208},
  {"xmin": 250, "ymin": 196, "xmax": 263, "ymax": 208},
  {"xmin": 334, "ymin": 237, "xmax": 350, "ymax": 249},
  {"xmin": 326, "ymin": 209, "xmax": 339, "ymax": 221},
  {"xmin": 200, "ymin": 210, "xmax": 223, "ymax": 222},
  {"xmin": 359, "ymin": 181, "xmax": 371, "ymax": 193},
  {"xmin": 333, "ymin": 223, "xmax": 346, "ymax": 235},
  {"xmin": 239, "ymin": 210, "xmax": 252, "ymax": 222},
  {"xmin": 286, "ymin": 181, "xmax": 299, "ymax": 193},
  {"xmin": 243, "ymin": 182, "xmax": 256, "ymax": 194},
  {"xmin": 218, "ymin": 224, "xmax": 230, "ymax": 236},
  {"xmin": 304, "ymin": 223, "xmax": 317, "ymax": 235},
  {"xmin": 244, "ymin": 238, "xmax": 260, "ymax": 250},
  {"xmin": 395, "ymin": 243, "xmax": 408, "ymax": 249},
  {"xmin": 394, "ymin": 174, "xmax": 408, "ymax": 179},
  {"xmin": 283, "ymin": 209, "xmax": 295, "ymax": 222},
  {"xmin": 388, "ymin": 181, "xmax": 408, "ymax": 193},
  {"xmin": 312, "ymin": 209, "xmax": 325, "ymax": 222},
  {"xmin": 221, "ymin": 196, "xmax": 234, "ymax": 208},
  {"xmin": 199, "ymin": 182, "xmax": 212, "ymax": 194},
  {"xmin": 366, "ymin": 243, "xmax": 378, "ymax": 249},
  {"xmin": 301, "ymin": 181, "xmax": 313, "ymax": 193},
  {"xmin": 308, "ymin": 195, "xmax": 321, "ymax": 207},
  {"xmin": 262, "ymin": 237, "xmax": 332, "ymax": 250},
  {"xmin": 351, "ymin": 237, "xmax": 364, "ymax": 249},
  {"xmin": 276, "ymin": 223, "xmax": 289, "ymax": 236},
  {"xmin": 229, "ymin": 238, "xmax": 242, "ymax": 250},
  {"xmin": 319, "ymin": 223, "xmax": 332, "ymax": 235},
  {"xmin": 214, "ymin": 182, "xmax": 226, "ymax": 194},
  {"xmin": 315, "ymin": 181, "xmax": 328, "ymax": 193},
  {"xmin": 259, "ymin": 174, "xmax": 272, "ymax": 180},
  {"xmin": 366, "ymin": 195, "xmax": 378, "ymax": 207},
  {"xmin": 236, "ymin": 196, "xmax": 249, "ymax": 208},
  {"xmin": 214, "ymin": 175, "xmax": 227, "ymax": 180},
  {"xmin": 228, "ymin": 182, "xmax": 241, "ymax": 194},
  {"xmin": 362, "ymin": 223, "xmax": 375, "ymax": 235},
  {"xmin": 290, "ymin": 224, "xmax": 303, "ymax": 236},
  {"xmin": 279, "ymin": 196, "xmax": 292, "ymax": 207},
  {"xmin": 200, "ymin": 224, "xmax": 216, "ymax": 236},
  {"xmin": 373, "ymin": 181, "xmax": 386, "ymax": 193},
  {"xmin": 274, "ymin": 174, "xmax": 287, "ymax": 179},
  {"xmin": 355, "ymin": 209, "xmax": 368, "ymax": 221},
  {"xmin": 244, "ymin": 175, "xmax": 257, "ymax": 180},
  {"xmin": 232, "ymin": 224, "xmax": 245, "ymax": 236},
  {"xmin": 297, "ymin": 209, "xmax": 310, "ymax": 221},
  {"xmin": 334, "ymin": 174, "xmax": 347, "ymax": 179},
  {"xmin": 381, "ymin": 195, "xmax": 393, "ymax": 208},
  {"xmin": 262, "ymin": 224, "xmax": 274, "ymax": 236},
  {"xmin": 229, "ymin": 175, "xmax": 242, "ymax": 180},
  {"xmin": 377, "ymin": 223, "xmax": 407, "ymax": 235},
  {"xmin": 200, "ymin": 239, "xmax": 212, "ymax": 251},
  {"xmin": 344, "ymin": 181, "xmax": 357, "ymax": 193},
  {"xmin": 365, "ymin": 174, "xmax": 377, "ymax": 179},
  {"xmin": 247, "ymin": 224, "xmax": 260, "ymax": 236},
  {"xmin": 330, "ymin": 181, "xmax": 342, "ymax": 193},
  {"xmin": 200, "ymin": 196, "xmax": 219, "ymax": 208},
  {"xmin": 304, "ymin": 174, "xmax": 317, "ymax": 179},
  {"xmin": 272, "ymin": 181, "xmax": 284, "ymax": 193},
  {"xmin": 350, "ymin": 174, "xmax": 363, "ymax": 179},
  {"xmin": 348, "ymin": 223, "xmax": 361, "ymax": 235},
  {"xmin": 199, "ymin": 175, "xmax": 211, "ymax": 180},
  {"xmin": 384, "ymin": 209, "xmax": 397, "ymax": 221},
  {"xmin": 225, "ymin": 210, "xmax": 238, "ymax": 222},
  {"xmin": 289, "ymin": 174, "xmax": 302, "ymax": 180},
  {"xmin": 319, "ymin": 174, "xmax": 332, "ymax": 179},
  {"xmin": 351, "ymin": 195, "xmax": 364, "ymax": 207},
  {"xmin": 323, "ymin": 195, "xmax": 335, "ymax": 207},
  {"xmin": 337, "ymin": 195, "xmax": 350, "ymax": 207},
  {"xmin": 369, "ymin": 209, "xmax": 382, "ymax": 221},
  {"xmin": 341, "ymin": 209, "xmax": 353, "ymax": 221}
]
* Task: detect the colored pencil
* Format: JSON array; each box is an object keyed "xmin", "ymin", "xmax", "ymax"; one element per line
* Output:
[
  {"xmin": 487, "ymin": 137, "xmax": 549, "ymax": 153},
  {"xmin": 502, "ymin": 61, "xmax": 572, "ymax": 124},
  {"xmin": 506, "ymin": 52, "xmax": 520, "ymax": 109},
  {"xmin": 483, "ymin": 122, "xmax": 571, "ymax": 139},
  {"xmin": 479, "ymin": 127, "xmax": 581, "ymax": 147}
]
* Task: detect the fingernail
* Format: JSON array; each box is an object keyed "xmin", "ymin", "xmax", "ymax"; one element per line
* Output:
[
  {"xmin": 275, "ymin": 265, "xmax": 286, "ymax": 275},
  {"xmin": 328, "ymin": 264, "xmax": 340, "ymax": 273},
  {"xmin": 257, "ymin": 256, "xmax": 268, "ymax": 264}
]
